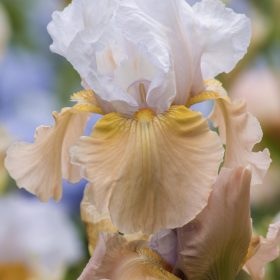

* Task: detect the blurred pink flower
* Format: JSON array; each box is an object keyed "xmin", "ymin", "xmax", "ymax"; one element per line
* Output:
[{"xmin": 230, "ymin": 68, "xmax": 280, "ymax": 128}]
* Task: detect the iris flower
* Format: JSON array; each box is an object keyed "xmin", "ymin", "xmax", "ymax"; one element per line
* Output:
[
  {"xmin": 5, "ymin": 0, "xmax": 271, "ymax": 234},
  {"xmin": 0, "ymin": 195, "xmax": 83, "ymax": 280},
  {"xmin": 78, "ymin": 167, "xmax": 280, "ymax": 280}
]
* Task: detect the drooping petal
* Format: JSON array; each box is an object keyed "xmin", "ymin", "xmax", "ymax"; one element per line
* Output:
[
  {"xmin": 176, "ymin": 167, "xmax": 252, "ymax": 280},
  {"xmin": 192, "ymin": 0, "xmax": 251, "ymax": 80},
  {"xmin": 244, "ymin": 222, "xmax": 280, "ymax": 280},
  {"xmin": 71, "ymin": 105, "xmax": 224, "ymax": 234},
  {"xmin": 78, "ymin": 234, "xmax": 178, "ymax": 280},
  {"xmin": 187, "ymin": 79, "xmax": 271, "ymax": 185},
  {"xmin": 5, "ymin": 108, "xmax": 89, "ymax": 201},
  {"xmin": 211, "ymin": 97, "xmax": 271, "ymax": 185},
  {"xmin": 81, "ymin": 185, "xmax": 148, "ymax": 255}
]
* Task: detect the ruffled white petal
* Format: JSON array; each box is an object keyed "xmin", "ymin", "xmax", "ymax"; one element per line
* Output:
[
  {"xmin": 134, "ymin": 0, "xmax": 202, "ymax": 103},
  {"xmin": 48, "ymin": 0, "xmax": 174, "ymax": 115},
  {"xmin": 245, "ymin": 222, "xmax": 280, "ymax": 280},
  {"xmin": 211, "ymin": 98, "xmax": 271, "ymax": 185},
  {"xmin": 193, "ymin": 0, "xmax": 251, "ymax": 79},
  {"xmin": 176, "ymin": 167, "xmax": 252, "ymax": 280},
  {"xmin": 127, "ymin": 0, "xmax": 251, "ymax": 101},
  {"xmin": 5, "ymin": 108, "xmax": 89, "ymax": 201}
]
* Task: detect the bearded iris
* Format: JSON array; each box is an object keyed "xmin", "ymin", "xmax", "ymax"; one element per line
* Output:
[
  {"xmin": 77, "ymin": 167, "xmax": 280, "ymax": 280},
  {"xmin": 5, "ymin": 0, "xmax": 271, "ymax": 237}
]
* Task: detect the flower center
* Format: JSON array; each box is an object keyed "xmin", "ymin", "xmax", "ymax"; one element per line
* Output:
[{"xmin": 134, "ymin": 108, "xmax": 155, "ymax": 122}]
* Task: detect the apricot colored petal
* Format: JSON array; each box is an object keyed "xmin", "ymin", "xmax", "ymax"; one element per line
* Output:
[
  {"xmin": 211, "ymin": 98, "xmax": 271, "ymax": 185},
  {"xmin": 245, "ymin": 222, "xmax": 280, "ymax": 280},
  {"xmin": 72, "ymin": 106, "xmax": 223, "ymax": 234},
  {"xmin": 5, "ymin": 108, "xmax": 89, "ymax": 201},
  {"xmin": 81, "ymin": 185, "xmax": 148, "ymax": 254}
]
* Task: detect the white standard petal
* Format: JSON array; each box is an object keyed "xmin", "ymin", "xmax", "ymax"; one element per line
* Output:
[
  {"xmin": 134, "ymin": 0, "xmax": 201, "ymax": 104},
  {"xmin": 5, "ymin": 108, "xmax": 89, "ymax": 201},
  {"xmin": 193, "ymin": 0, "xmax": 251, "ymax": 80},
  {"xmin": 47, "ymin": 0, "xmax": 117, "ymax": 56},
  {"xmin": 48, "ymin": 0, "xmax": 174, "ymax": 115},
  {"xmin": 134, "ymin": 0, "xmax": 251, "ymax": 103}
]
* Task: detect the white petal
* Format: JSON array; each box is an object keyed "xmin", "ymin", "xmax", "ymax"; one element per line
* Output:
[
  {"xmin": 245, "ymin": 222, "xmax": 280, "ymax": 280},
  {"xmin": 5, "ymin": 108, "xmax": 89, "ymax": 201},
  {"xmin": 193, "ymin": 0, "xmax": 251, "ymax": 79},
  {"xmin": 47, "ymin": 0, "xmax": 116, "ymax": 56},
  {"xmin": 135, "ymin": 0, "xmax": 251, "ymax": 102},
  {"xmin": 48, "ymin": 0, "xmax": 174, "ymax": 115},
  {"xmin": 135, "ymin": 0, "xmax": 201, "ymax": 104}
]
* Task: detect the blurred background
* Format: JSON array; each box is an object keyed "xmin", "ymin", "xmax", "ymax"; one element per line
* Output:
[{"xmin": 0, "ymin": 0, "xmax": 279, "ymax": 279}]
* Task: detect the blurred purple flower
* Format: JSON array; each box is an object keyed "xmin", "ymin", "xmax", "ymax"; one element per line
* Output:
[{"xmin": 0, "ymin": 49, "xmax": 58, "ymax": 141}]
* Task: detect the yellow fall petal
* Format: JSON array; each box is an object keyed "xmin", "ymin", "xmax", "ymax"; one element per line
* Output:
[
  {"xmin": 72, "ymin": 105, "xmax": 224, "ymax": 234},
  {"xmin": 5, "ymin": 108, "xmax": 89, "ymax": 202}
]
